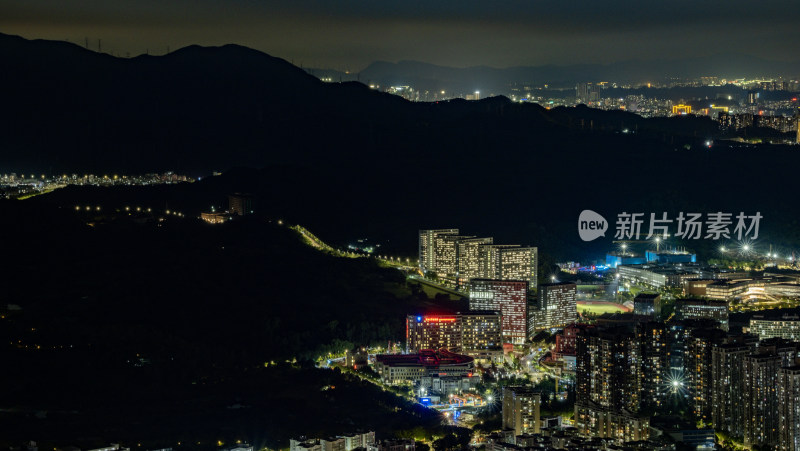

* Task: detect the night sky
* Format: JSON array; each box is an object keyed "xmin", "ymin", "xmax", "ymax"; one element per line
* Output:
[{"xmin": 1, "ymin": 0, "xmax": 799, "ymax": 70}]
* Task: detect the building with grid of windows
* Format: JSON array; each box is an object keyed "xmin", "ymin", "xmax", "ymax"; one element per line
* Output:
[
  {"xmin": 675, "ymin": 299, "xmax": 729, "ymax": 331},
  {"xmin": 778, "ymin": 365, "xmax": 800, "ymax": 451},
  {"xmin": 743, "ymin": 353, "xmax": 782, "ymax": 448},
  {"xmin": 418, "ymin": 229, "xmax": 459, "ymax": 275},
  {"xmin": 502, "ymin": 386, "xmax": 541, "ymax": 435},
  {"xmin": 456, "ymin": 237, "xmax": 494, "ymax": 285},
  {"xmin": 529, "ymin": 282, "xmax": 577, "ymax": 331},
  {"xmin": 573, "ymin": 402, "xmax": 650, "ymax": 443},
  {"xmin": 711, "ymin": 343, "xmax": 750, "ymax": 438},
  {"xmin": 405, "ymin": 312, "xmax": 502, "ymax": 361},
  {"xmin": 575, "ymin": 326, "xmax": 641, "ymax": 413},
  {"xmin": 748, "ymin": 314, "xmax": 800, "ymax": 340},
  {"xmin": 637, "ymin": 321, "xmax": 668, "ymax": 409},
  {"xmin": 469, "ymin": 279, "xmax": 529, "ymax": 344},
  {"xmin": 418, "ymin": 229, "xmax": 537, "ymax": 290}
]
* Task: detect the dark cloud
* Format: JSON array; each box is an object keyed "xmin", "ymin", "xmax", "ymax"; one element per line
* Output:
[{"xmin": 1, "ymin": 0, "xmax": 798, "ymax": 69}]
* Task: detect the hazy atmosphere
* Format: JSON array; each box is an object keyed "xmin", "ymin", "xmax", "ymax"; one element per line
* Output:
[{"xmin": 2, "ymin": 0, "xmax": 800, "ymax": 69}]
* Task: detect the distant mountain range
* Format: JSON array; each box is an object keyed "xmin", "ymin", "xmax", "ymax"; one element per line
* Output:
[
  {"xmin": 308, "ymin": 55, "xmax": 800, "ymax": 94},
  {"xmin": 3, "ymin": 32, "xmax": 800, "ymax": 260},
  {"xmin": 1, "ymin": 32, "xmax": 727, "ymax": 174}
]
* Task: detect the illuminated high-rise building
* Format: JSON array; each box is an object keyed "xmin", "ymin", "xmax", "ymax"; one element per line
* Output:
[
  {"xmin": 456, "ymin": 237, "xmax": 493, "ymax": 286},
  {"xmin": 497, "ymin": 246, "xmax": 537, "ymax": 288},
  {"xmin": 419, "ymin": 229, "xmax": 536, "ymax": 289},
  {"xmin": 685, "ymin": 328, "xmax": 727, "ymax": 423},
  {"xmin": 469, "ymin": 279, "xmax": 528, "ymax": 345},
  {"xmin": 406, "ymin": 315, "xmax": 461, "ymax": 352},
  {"xmin": 418, "ymin": 229, "xmax": 459, "ymax": 274},
  {"xmin": 711, "ymin": 343, "xmax": 749, "ymax": 438},
  {"xmin": 637, "ymin": 321, "xmax": 668, "ymax": 410},
  {"xmin": 405, "ymin": 313, "xmax": 502, "ymax": 360},
  {"xmin": 778, "ymin": 365, "xmax": 800, "ymax": 451},
  {"xmin": 502, "ymin": 386, "xmax": 541, "ymax": 435},
  {"xmin": 435, "ymin": 234, "xmax": 474, "ymax": 279},
  {"xmin": 478, "ymin": 245, "xmax": 538, "ymax": 288},
  {"xmin": 459, "ymin": 312, "xmax": 503, "ymax": 359},
  {"xmin": 743, "ymin": 353, "xmax": 782, "ymax": 449},
  {"xmin": 531, "ymin": 282, "xmax": 577, "ymax": 331},
  {"xmin": 575, "ymin": 326, "xmax": 641, "ymax": 413},
  {"xmin": 477, "ymin": 244, "xmax": 516, "ymax": 280}
]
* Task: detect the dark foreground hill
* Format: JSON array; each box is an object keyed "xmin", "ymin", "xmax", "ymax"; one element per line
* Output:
[
  {"xmin": 0, "ymin": 201, "xmax": 465, "ymax": 448},
  {"xmin": 1, "ymin": 32, "xmax": 728, "ymax": 175},
  {"xmin": 7, "ymin": 33, "xmax": 800, "ymax": 261}
]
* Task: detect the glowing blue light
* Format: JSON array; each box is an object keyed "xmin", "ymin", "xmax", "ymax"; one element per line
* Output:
[{"xmin": 417, "ymin": 316, "xmax": 422, "ymax": 322}]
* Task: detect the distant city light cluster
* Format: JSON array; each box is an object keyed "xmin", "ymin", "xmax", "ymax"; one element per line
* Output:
[{"xmin": 0, "ymin": 172, "xmax": 193, "ymax": 199}]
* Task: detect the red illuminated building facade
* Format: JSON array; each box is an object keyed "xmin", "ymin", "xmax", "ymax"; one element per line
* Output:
[
  {"xmin": 554, "ymin": 324, "xmax": 580, "ymax": 359},
  {"xmin": 469, "ymin": 279, "xmax": 529, "ymax": 344}
]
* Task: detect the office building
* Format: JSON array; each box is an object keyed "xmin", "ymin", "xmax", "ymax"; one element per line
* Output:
[
  {"xmin": 748, "ymin": 314, "xmax": 800, "ymax": 340},
  {"xmin": 684, "ymin": 279, "xmax": 715, "ymax": 297},
  {"xmin": 502, "ymin": 386, "xmax": 541, "ymax": 435},
  {"xmin": 469, "ymin": 279, "xmax": 528, "ymax": 344},
  {"xmin": 766, "ymin": 283, "xmax": 800, "ymax": 298},
  {"xmin": 618, "ymin": 264, "xmax": 699, "ymax": 289},
  {"xmin": 633, "ymin": 293, "xmax": 661, "ymax": 319},
  {"xmin": 675, "ymin": 299, "xmax": 729, "ymax": 331},
  {"xmin": 617, "ymin": 265, "xmax": 667, "ymax": 288},
  {"xmin": 705, "ymin": 278, "xmax": 766, "ymax": 301}
]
